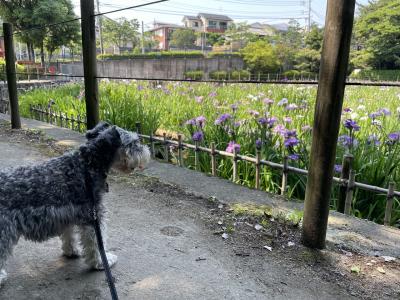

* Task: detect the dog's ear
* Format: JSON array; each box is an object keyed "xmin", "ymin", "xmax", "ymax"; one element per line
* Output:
[{"xmin": 86, "ymin": 121, "xmax": 110, "ymax": 139}]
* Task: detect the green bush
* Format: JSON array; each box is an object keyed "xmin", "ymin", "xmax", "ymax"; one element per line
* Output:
[
  {"xmin": 184, "ymin": 70, "xmax": 204, "ymax": 80},
  {"xmin": 209, "ymin": 70, "xmax": 228, "ymax": 80},
  {"xmin": 98, "ymin": 51, "xmax": 204, "ymax": 60},
  {"xmin": 230, "ymin": 69, "xmax": 250, "ymax": 80},
  {"xmin": 283, "ymin": 70, "xmax": 316, "ymax": 79},
  {"xmin": 208, "ymin": 52, "xmax": 242, "ymax": 58},
  {"xmin": 0, "ymin": 58, "xmax": 27, "ymax": 81},
  {"xmin": 349, "ymin": 69, "xmax": 400, "ymax": 81}
]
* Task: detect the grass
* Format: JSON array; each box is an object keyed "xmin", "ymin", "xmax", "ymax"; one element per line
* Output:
[{"xmin": 18, "ymin": 81, "xmax": 400, "ymax": 226}]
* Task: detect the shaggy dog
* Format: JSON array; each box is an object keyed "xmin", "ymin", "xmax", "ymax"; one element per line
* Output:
[{"xmin": 0, "ymin": 122, "xmax": 151, "ymax": 286}]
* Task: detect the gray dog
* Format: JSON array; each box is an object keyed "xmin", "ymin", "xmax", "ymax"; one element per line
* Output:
[{"xmin": 0, "ymin": 122, "xmax": 151, "ymax": 286}]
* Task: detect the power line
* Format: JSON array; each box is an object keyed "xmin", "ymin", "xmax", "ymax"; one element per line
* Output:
[
  {"xmin": 94, "ymin": 0, "xmax": 169, "ymax": 17},
  {"xmin": 13, "ymin": 17, "xmax": 82, "ymax": 36}
]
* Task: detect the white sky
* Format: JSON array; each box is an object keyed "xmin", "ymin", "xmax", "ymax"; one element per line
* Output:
[{"xmin": 72, "ymin": 0, "xmax": 369, "ymax": 31}]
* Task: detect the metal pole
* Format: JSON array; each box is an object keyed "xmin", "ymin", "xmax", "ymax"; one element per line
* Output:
[
  {"xmin": 3, "ymin": 23, "xmax": 21, "ymax": 129},
  {"xmin": 302, "ymin": 0, "xmax": 356, "ymax": 249},
  {"xmin": 141, "ymin": 21, "xmax": 145, "ymax": 54},
  {"xmin": 81, "ymin": 0, "xmax": 99, "ymax": 129},
  {"xmin": 96, "ymin": 0, "xmax": 104, "ymax": 55}
]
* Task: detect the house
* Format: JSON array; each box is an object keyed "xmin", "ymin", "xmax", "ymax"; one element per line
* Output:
[
  {"xmin": 182, "ymin": 13, "xmax": 233, "ymax": 33},
  {"xmin": 148, "ymin": 22, "xmax": 184, "ymax": 50},
  {"xmin": 248, "ymin": 22, "xmax": 277, "ymax": 37}
]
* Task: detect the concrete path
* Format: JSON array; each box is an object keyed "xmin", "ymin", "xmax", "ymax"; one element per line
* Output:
[{"xmin": 0, "ymin": 114, "xmax": 399, "ymax": 300}]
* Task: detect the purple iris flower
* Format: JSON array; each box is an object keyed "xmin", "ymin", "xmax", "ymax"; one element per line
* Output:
[
  {"xmin": 267, "ymin": 117, "xmax": 278, "ymax": 128},
  {"xmin": 283, "ymin": 116, "xmax": 292, "ymax": 123},
  {"xmin": 226, "ymin": 141, "xmax": 240, "ymax": 153},
  {"xmin": 288, "ymin": 153, "xmax": 299, "ymax": 161},
  {"xmin": 388, "ymin": 132, "xmax": 400, "ymax": 142},
  {"xmin": 263, "ymin": 98, "xmax": 274, "ymax": 105},
  {"xmin": 343, "ymin": 107, "xmax": 352, "ymax": 113},
  {"xmin": 255, "ymin": 138, "xmax": 262, "ymax": 149},
  {"xmin": 302, "ymin": 125, "xmax": 312, "ymax": 132},
  {"xmin": 192, "ymin": 131, "xmax": 204, "ymax": 142},
  {"xmin": 334, "ymin": 164, "xmax": 342, "ymax": 173},
  {"xmin": 379, "ymin": 108, "xmax": 391, "ymax": 116},
  {"xmin": 284, "ymin": 137, "xmax": 299, "ymax": 148},
  {"xmin": 277, "ymin": 98, "xmax": 289, "ymax": 106},
  {"xmin": 234, "ymin": 121, "xmax": 241, "ymax": 127},
  {"xmin": 273, "ymin": 124, "xmax": 287, "ymax": 136},
  {"xmin": 137, "ymin": 85, "xmax": 144, "ymax": 91},
  {"xmin": 215, "ymin": 113, "xmax": 232, "ymax": 125},
  {"xmin": 185, "ymin": 118, "xmax": 196, "ymax": 126},
  {"xmin": 285, "ymin": 103, "xmax": 298, "ymax": 111},
  {"xmin": 367, "ymin": 134, "xmax": 380, "ymax": 146},
  {"xmin": 209, "ymin": 91, "xmax": 217, "ymax": 97},
  {"xmin": 284, "ymin": 129, "xmax": 297, "ymax": 138},
  {"xmin": 231, "ymin": 104, "xmax": 238, "ymax": 112},
  {"xmin": 249, "ymin": 110, "xmax": 260, "ymax": 117},
  {"xmin": 258, "ymin": 118, "xmax": 268, "ymax": 125},
  {"xmin": 196, "ymin": 116, "xmax": 206, "ymax": 128},
  {"xmin": 338, "ymin": 135, "xmax": 357, "ymax": 148},
  {"xmin": 343, "ymin": 119, "xmax": 360, "ymax": 131},
  {"xmin": 369, "ymin": 111, "xmax": 382, "ymax": 119}
]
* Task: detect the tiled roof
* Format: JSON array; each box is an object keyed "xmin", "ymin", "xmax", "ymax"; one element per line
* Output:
[{"xmin": 198, "ymin": 13, "xmax": 232, "ymax": 21}]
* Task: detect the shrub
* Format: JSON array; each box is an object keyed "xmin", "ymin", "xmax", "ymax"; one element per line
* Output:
[
  {"xmin": 230, "ymin": 69, "xmax": 250, "ymax": 80},
  {"xmin": 349, "ymin": 69, "xmax": 400, "ymax": 81},
  {"xmin": 184, "ymin": 70, "xmax": 204, "ymax": 80},
  {"xmin": 208, "ymin": 52, "xmax": 242, "ymax": 58},
  {"xmin": 283, "ymin": 70, "xmax": 316, "ymax": 80},
  {"xmin": 209, "ymin": 70, "xmax": 228, "ymax": 80}
]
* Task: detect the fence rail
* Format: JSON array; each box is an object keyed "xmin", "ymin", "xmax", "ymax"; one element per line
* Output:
[{"xmin": 29, "ymin": 104, "xmax": 399, "ymax": 226}]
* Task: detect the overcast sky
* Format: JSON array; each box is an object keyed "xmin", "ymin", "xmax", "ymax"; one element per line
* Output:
[{"xmin": 72, "ymin": 0, "xmax": 369, "ymax": 31}]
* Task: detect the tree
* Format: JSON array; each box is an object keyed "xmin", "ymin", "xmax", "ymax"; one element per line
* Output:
[
  {"xmin": 102, "ymin": 17, "xmax": 140, "ymax": 52},
  {"xmin": 353, "ymin": 0, "xmax": 400, "ymax": 69},
  {"xmin": 169, "ymin": 28, "xmax": 196, "ymax": 49},
  {"xmin": 305, "ymin": 24, "xmax": 323, "ymax": 51},
  {"xmin": 206, "ymin": 32, "xmax": 225, "ymax": 47},
  {"xmin": 241, "ymin": 40, "xmax": 281, "ymax": 74},
  {"xmin": 0, "ymin": 0, "xmax": 80, "ymax": 64},
  {"xmin": 294, "ymin": 24, "xmax": 323, "ymax": 73}
]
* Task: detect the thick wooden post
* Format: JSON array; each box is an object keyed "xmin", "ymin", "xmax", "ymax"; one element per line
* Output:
[
  {"xmin": 80, "ymin": 0, "xmax": 99, "ymax": 129},
  {"xmin": 344, "ymin": 170, "xmax": 356, "ymax": 215},
  {"xmin": 302, "ymin": 0, "xmax": 356, "ymax": 249},
  {"xmin": 211, "ymin": 142, "xmax": 217, "ymax": 176},
  {"xmin": 337, "ymin": 154, "xmax": 354, "ymax": 213},
  {"xmin": 3, "ymin": 23, "xmax": 21, "ymax": 129},
  {"xmin": 384, "ymin": 182, "xmax": 395, "ymax": 226}
]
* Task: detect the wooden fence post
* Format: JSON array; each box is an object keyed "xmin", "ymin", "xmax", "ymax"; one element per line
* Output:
[
  {"xmin": 255, "ymin": 148, "xmax": 261, "ymax": 189},
  {"xmin": 3, "ymin": 23, "xmax": 21, "ymax": 129},
  {"xmin": 177, "ymin": 134, "xmax": 183, "ymax": 167},
  {"xmin": 211, "ymin": 142, "xmax": 217, "ymax": 176},
  {"xmin": 281, "ymin": 156, "xmax": 288, "ymax": 195},
  {"xmin": 232, "ymin": 147, "xmax": 238, "ymax": 182},
  {"xmin": 344, "ymin": 170, "xmax": 356, "ymax": 215},
  {"xmin": 80, "ymin": 0, "xmax": 99, "ymax": 129},
  {"xmin": 302, "ymin": 0, "xmax": 356, "ymax": 249},
  {"xmin": 195, "ymin": 141, "xmax": 200, "ymax": 171},
  {"xmin": 163, "ymin": 132, "xmax": 169, "ymax": 162},
  {"xmin": 135, "ymin": 122, "xmax": 141, "ymax": 134},
  {"xmin": 149, "ymin": 133, "xmax": 155, "ymax": 159},
  {"xmin": 384, "ymin": 182, "xmax": 395, "ymax": 226},
  {"xmin": 337, "ymin": 154, "xmax": 354, "ymax": 213}
]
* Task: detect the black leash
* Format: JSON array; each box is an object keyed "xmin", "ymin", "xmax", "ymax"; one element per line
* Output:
[{"xmin": 85, "ymin": 170, "xmax": 119, "ymax": 300}]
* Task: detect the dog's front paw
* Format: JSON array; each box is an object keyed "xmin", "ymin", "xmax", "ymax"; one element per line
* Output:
[
  {"xmin": 0, "ymin": 269, "xmax": 7, "ymax": 287},
  {"xmin": 92, "ymin": 252, "xmax": 118, "ymax": 270},
  {"xmin": 62, "ymin": 245, "xmax": 81, "ymax": 258}
]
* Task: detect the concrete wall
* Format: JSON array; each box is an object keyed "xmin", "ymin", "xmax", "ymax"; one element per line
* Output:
[{"xmin": 60, "ymin": 56, "xmax": 245, "ymax": 79}]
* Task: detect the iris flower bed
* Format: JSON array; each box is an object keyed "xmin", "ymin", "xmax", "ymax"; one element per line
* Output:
[{"xmin": 19, "ymin": 81, "xmax": 400, "ymax": 226}]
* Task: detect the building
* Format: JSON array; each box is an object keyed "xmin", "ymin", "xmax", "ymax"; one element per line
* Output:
[
  {"xmin": 182, "ymin": 13, "xmax": 233, "ymax": 33},
  {"xmin": 148, "ymin": 22, "xmax": 184, "ymax": 50}
]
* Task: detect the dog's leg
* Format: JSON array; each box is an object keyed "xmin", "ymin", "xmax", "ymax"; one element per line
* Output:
[
  {"xmin": 79, "ymin": 224, "xmax": 117, "ymax": 270},
  {"xmin": 60, "ymin": 226, "xmax": 80, "ymax": 258},
  {"xmin": 0, "ymin": 217, "xmax": 18, "ymax": 287}
]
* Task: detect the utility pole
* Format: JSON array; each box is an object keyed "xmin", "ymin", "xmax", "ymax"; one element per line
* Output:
[
  {"xmin": 141, "ymin": 21, "xmax": 145, "ymax": 54},
  {"xmin": 302, "ymin": 0, "xmax": 356, "ymax": 249},
  {"xmin": 96, "ymin": 0, "xmax": 104, "ymax": 55},
  {"xmin": 308, "ymin": 0, "xmax": 312, "ymax": 32}
]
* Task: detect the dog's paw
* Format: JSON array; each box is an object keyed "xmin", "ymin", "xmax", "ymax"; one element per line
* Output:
[
  {"xmin": 0, "ymin": 269, "xmax": 7, "ymax": 287},
  {"xmin": 92, "ymin": 252, "xmax": 118, "ymax": 270},
  {"xmin": 62, "ymin": 246, "xmax": 81, "ymax": 258}
]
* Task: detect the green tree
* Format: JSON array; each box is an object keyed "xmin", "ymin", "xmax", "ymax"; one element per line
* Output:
[
  {"xmin": 294, "ymin": 24, "xmax": 323, "ymax": 73},
  {"xmin": 305, "ymin": 24, "xmax": 323, "ymax": 51},
  {"xmin": 206, "ymin": 32, "xmax": 225, "ymax": 46},
  {"xmin": 353, "ymin": 0, "xmax": 400, "ymax": 69},
  {"xmin": 0, "ymin": 0, "xmax": 80, "ymax": 64},
  {"xmin": 169, "ymin": 28, "xmax": 196, "ymax": 49},
  {"xmin": 241, "ymin": 40, "xmax": 281, "ymax": 74},
  {"xmin": 102, "ymin": 17, "xmax": 140, "ymax": 52}
]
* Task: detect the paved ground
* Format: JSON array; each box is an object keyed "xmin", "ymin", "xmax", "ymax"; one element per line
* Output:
[{"xmin": 0, "ymin": 115, "xmax": 399, "ymax": 300}]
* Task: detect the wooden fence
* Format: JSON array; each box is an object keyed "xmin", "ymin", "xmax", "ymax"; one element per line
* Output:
[{"xmin": 29, "ymin": 104, "xmax": 399, "ymax": 226}]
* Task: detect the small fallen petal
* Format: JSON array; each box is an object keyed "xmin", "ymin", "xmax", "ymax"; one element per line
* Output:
[
  {"xmin": 254, "ymin": 224, "xmax": 263, "ymax": 231},
  {"xmin": 288, "ymin": 241, "xmax": 295, "ymax": 247},
  {"xmin": 263, "ymin": 245, "xmax": 272, "ymax": 251},
  {"xmin": 217, "ymin": 220, "xmax": 223, "ymax": 225},
  {"xmin": 377, "ymin": 267, "xmax": 386, "ymax": 274},
  {"xmin": 218, "ymin": 204, "xmax": 224, "ymax": 209},
  {"xmin": 270, "ymin": 218, "xmax": 275, "ymax": 222},
  {"xmin": 222, "ymin": 233, "xmax": 229, "ymax": 239},
  {"xmin": 381, "ymin": 256, "xmax": 396, "ymax": 262}
]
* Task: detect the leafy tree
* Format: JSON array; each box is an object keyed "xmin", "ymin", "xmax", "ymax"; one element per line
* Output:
[
  {"xmin": 225, "ymin": 22, "xmax": 257, "ymax": 48},
  {"xmin": 294, "ymin": 24, "xmax": 323, "ymax": 73},
  {"xmin": 0, "ymin": 0, "xmax": 80, "ymax": 64},
  {"xmin": 353, "ymin": 0, "xmax": 400, "ymax": 69},
  {"xmin": 241, "ymin": 40, "xmax": 281, "ymax": 73},
  {"xmin": 206, "ymin": 32, "xmax": 225, "ymax": 46},
  {"xmin": 169, "ymin": 28, "xmax": 196, "ymax": 49},
  {"xmin": 102, "ymin": 17, "xmax": 140, "ymax": 52},
  {"xmin": 305, "ymin": 24, "xmax": 323, "ymax": 51}
]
